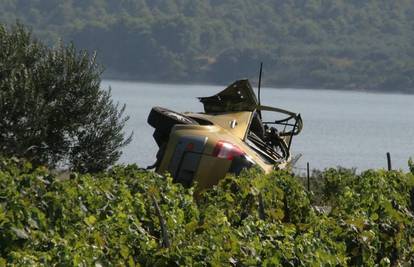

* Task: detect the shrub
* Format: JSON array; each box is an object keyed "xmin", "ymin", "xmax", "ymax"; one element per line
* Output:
[
  {"xmin": 1, "ymin": 157, "xmax": 414, "ymax": 266},
  {"xmin": 0, "ymin": 23, "xmax": 131, "ymax": 172}
]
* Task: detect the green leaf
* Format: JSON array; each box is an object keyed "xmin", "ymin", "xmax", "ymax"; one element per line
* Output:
[
  {"xmin": 84, "ymin": 215, "xmax": 97, "ymax": 226},
  {"xmin": 11, "ymin": 227, "xmax": 29, "ymax": 239},
  {"xmin": 120, "ymin": 245, "xmax": 130, "ymax": 259}
]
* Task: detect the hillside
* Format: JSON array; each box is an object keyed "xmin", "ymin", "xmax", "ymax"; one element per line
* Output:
[{"xmin": 1, "ymin": 0, "xmax": 414, "ymax": 92}]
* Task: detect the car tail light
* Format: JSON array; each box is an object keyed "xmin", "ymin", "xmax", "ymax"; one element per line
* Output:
[{"xmin": 212, "ymin": 141, "xmax": 245, "ymax": 160}]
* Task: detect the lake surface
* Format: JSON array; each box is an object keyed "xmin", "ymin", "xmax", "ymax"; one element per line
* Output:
[{"xmin": 103, "ymin": 80, "xmax": 414, "ymax": 173}]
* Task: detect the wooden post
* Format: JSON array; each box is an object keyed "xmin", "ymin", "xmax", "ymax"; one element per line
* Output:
[
  {"xmin": 151, "ymin": 195, "xmax": 170, "ymax": 248},
  {"xmin": 307, "ymin": 162, "xmax": 310, "ymax": 191},
  {"xmin": 386, "ymin": 152, "xmax": 392, "ymax": 171},
  {"xmin": 258, "ymin": 193, "xmax": 266, "ymax": 220}
]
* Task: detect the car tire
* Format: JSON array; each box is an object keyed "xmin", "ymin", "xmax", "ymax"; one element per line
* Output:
[{"xmin": 148, "ymin": 106, "xmax": 198, "ymax": 137}]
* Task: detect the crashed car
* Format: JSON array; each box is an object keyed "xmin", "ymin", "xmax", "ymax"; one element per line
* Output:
[{"xmin": 147, "ymin": 79, "xmax": 302, "ymax": 190}]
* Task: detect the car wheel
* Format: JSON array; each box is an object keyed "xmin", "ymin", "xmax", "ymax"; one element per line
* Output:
[{"xmin": 148, "ymin": 107, "xmax": 198, "ymax": 144}]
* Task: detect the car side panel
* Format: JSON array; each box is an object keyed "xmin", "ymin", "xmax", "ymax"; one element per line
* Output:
[
  {"xmin": 194, "ymin": 155, "xmax": 232, "ymax": 191},
  {"xmin": 187, "ymin": 112, "xmax": 252, "ymax": 140}
]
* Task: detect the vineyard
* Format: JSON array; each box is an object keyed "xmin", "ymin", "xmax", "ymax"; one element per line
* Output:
[{"xmin": 1, "ymin": 157, "xmax": 414, "ymax": 266}]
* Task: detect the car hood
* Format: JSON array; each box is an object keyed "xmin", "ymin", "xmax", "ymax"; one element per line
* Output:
[{"xmin": 199, "ymin": 79, "xmax": 258, "ymax": 113}]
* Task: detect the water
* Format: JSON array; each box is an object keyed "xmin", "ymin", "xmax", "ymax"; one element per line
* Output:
[{"xmin": 103, "ymin": 80, "xmax": 414, "ymax": 172}]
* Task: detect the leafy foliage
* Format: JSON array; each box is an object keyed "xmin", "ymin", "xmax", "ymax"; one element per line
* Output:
[
  {"xmin": 1, "ymin": 1, "xmax": 414, "ymax": 92},
  {"xmin": 0, "ymin": 24, "xmax": 131, "ymax": 172},
  {"xmin": 322, "ymin": 168, "xmax": 414, "ymax": 265},
  {"xmin": 1, "ymin": 157, "xmax": 414, "ymax": 265}
]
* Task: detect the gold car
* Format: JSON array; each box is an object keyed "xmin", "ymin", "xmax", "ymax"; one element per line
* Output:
[{"xmin": 147, "ymin": 79, "xmax": 302, "ymax": 190}]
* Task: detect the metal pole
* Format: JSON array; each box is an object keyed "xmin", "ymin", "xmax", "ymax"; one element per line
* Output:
[
  {"xmin": 258, "ymin": 62, "xmax": 263, "ymax": 106},
  {"xmin": 387, "ymin": 152, "xmax": 392, "ymax": 171},
  {"xmin": 307, "ymin": 162, "xmax": 310, "ymax": 191},
  {"xmin": 287, "ymin": 118, "xmax": 298, "ymax": 152}
]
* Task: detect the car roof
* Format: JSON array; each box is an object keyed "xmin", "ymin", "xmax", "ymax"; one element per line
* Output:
[{"xmin": 198, "ymin": 79, "xmax": 258, "ymax": 113}]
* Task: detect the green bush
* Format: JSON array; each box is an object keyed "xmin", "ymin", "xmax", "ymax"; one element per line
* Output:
[
  {"xmin": 321, "ymin": 168, "xmax": 414, "ymax": 265},
  {"xmin": 0, "ymin": 24, "xmax": 131, "ymax": 173},
  {"xmin": 1, "ymin": 157, "xmax": 414, "ymax": 266}
]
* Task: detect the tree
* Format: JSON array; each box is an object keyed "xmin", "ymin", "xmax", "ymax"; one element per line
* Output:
[{"xmin": 0, "ymin": 23, "xmax": 132, "ymax": 173}]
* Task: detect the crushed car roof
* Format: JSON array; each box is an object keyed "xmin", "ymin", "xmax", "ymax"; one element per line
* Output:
[{"xmin": 199, "ymin": 79, "xmax": 258, "ymax": 113}]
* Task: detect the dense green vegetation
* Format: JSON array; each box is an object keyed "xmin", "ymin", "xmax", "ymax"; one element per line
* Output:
[
  {"xmin": 0, "ymin": 24, "xmax": 131, "ymax": 173},
  {"xmin": 1, "ymin": 157, "xmax": 414, "ymax": 265},
  {"xmin": 1, "ymin": 0, "xmax": 414, "ymax": 92}
]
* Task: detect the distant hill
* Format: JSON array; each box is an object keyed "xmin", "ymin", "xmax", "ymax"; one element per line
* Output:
[{"xmin": 1, "ymin": 0, "xmax": 414, "ymax": 92}]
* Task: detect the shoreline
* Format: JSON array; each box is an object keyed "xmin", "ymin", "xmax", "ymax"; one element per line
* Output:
[{"xmin": 102, "ymin": 76, "xmax": 414, "ymax": 96}]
